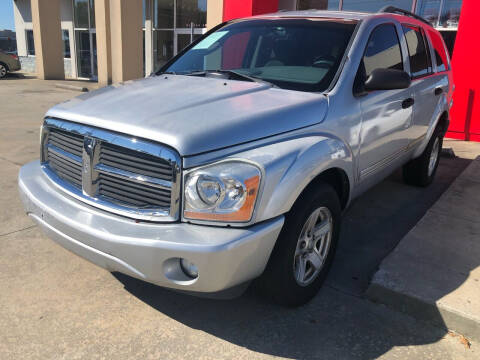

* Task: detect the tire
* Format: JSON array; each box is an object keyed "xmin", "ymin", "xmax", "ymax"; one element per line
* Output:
[
  {"xmin": 256, "ymin": 182, "xmax": 341, "ymax": 307},
  {"xmin": 0, "ymin": 63, "xmax": 7, "ymax": 79},
  {"xmin": 403, "ymin": 127, "xmax": 443, "ymax": 187}
]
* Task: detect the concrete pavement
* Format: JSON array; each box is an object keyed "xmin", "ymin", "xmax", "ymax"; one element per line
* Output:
[
  {"xmin": 367, "ymin": 143, "xmax": 480, "ymax": 343},
  {"xmin": 0, "ymin": 75, "xmax": 477, "ymax": 359}
]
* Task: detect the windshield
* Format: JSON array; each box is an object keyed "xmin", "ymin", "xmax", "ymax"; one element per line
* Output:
[{"xmin": 161, "ymin": 18, "xmax": 357, "ymax": 92}]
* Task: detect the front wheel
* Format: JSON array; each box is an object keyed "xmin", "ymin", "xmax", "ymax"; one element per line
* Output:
[
  {"xmin": 256, "ymin": 183, "xmax": 341, "ymax": 307},
  {"xmin": 0, "ymin": 64, "xmax": 7, "ymax": 79},
  {"xmin": 403, "ymin": 127, "xmax": 443, "ymax": 187}
]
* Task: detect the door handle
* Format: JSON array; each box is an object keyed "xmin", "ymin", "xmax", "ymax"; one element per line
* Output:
[
  {"xmin": 434, "ymin": 87, "xmax": 443, "ymax": 96},
  {"xmin": 402, "ymin": 98, "xmax": 414, "ymax": 109}
]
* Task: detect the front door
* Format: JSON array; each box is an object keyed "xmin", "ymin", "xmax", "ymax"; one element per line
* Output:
[{"xmin": 357, "ymin": 23, "xmax": 414, "ymax": 181}]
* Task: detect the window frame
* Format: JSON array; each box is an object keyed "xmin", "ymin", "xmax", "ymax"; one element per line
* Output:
[
  {"xmin": 354, "ymin": 22, "xmax": 405, "ymax": 95},
  {"xmin": 401, "ymin": 23, "xmax": 434, "ymax": 79}
]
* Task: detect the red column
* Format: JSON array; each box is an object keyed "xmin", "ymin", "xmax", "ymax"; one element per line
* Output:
[
  {"xmin": 447, "ymin": 0, "xmax": 480, "ymax": 141},
  {"xmin": 223, "ymin": 0, "xmax": 278, "ymax": 22}
]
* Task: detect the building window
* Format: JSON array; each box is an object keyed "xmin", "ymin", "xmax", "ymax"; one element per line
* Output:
[
  {"xmin": 62, "ymin": 30, "xmax": 71, "ymax": 58},
  {"xmin": 154, "ymin": 0, "xmax": 174, "ymax": 29},
  {"xmin": 153, "ymin": 30, "xmax": 174, "ymax": 69},
  {"xmin": 176, "ymin": 0, "xmax": 207, "ymax": 28},
  {"xmin": 297, "ymin": 0, "xmax": 339, "ymax": 10},
  {"xmin": 342, "ymin": 0, "xmax": 413, "ymax": 12},
  {"xmin": 416, "ymin": 0, "xmax": 442, "ymax": 26},
  {"xmin": 148, "ymin": 0, "xmax": 206, "ymax": 71},
  {"xmin": 74, "ymin": 0, "xmax": 95, "ymax": 28},
  {"xmin": 439, "ymin": 0, "xmax": 462, "ymax": 29},
  {"xmin": 416, "ymin": 0, "xmax": 462, "ymax": 29},
  {"xmin": 26, "ymin": 30, "xmax": 35, "ymax": 56},
  {"xmin": 297, "ymin": 0, "xmax": 340, "ymax": 10}
]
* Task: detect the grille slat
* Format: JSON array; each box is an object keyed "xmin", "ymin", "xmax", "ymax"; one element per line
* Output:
[
  {"xmin": 49, "ymin": 162, "xmax": 82, "ymax": 187},
  {"xmin": 44, "ymin": 123, "xmax": 177, "ymax": 219},
  {"xmin": 48, "ymin": 138, "xmax": 83, "ymax": 157},
  {"xmin": 98, "ymin": 173, "xmax": 171, "ymax": 199},
  {"xmin": 47, "ymin": 150, "xmax": 82, "ymax": 170},
  {"xmin": 99, "ymin": 144, "xmax": 173, "ymax": 181},
  {"xmin": 50, "ymin": 131, "xmax": 84, "ymax": 148},
  {"xmin": 98, "ymin": 174, "xmax": 170, "ymax": 208},
  {"xmin": 100, "ymin": 148, "xmax": 172, "ymax": 171}
]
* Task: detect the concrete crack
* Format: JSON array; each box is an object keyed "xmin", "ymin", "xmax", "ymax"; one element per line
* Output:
[{"xmin": 0, "ymin": 225, "xmax": 37, "ymax": 238}]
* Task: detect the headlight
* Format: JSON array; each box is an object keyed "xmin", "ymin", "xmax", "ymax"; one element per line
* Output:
[{"xmin": 183, "ymin": 161, "xmax": 261, "ymax": 223}]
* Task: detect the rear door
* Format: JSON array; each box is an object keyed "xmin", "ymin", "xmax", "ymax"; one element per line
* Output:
[
  {"xmin": 357, "ymin": 23, "xmax": 414, "ymax": 181},
  {"xmin": 401, "ymin": 24, "xmax": 447, "ymax": 141}
]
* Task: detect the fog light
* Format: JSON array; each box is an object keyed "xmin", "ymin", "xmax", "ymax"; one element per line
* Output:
[{"xmin": 180, "ymin": 258, "xmax": 198, "ymax": 279}]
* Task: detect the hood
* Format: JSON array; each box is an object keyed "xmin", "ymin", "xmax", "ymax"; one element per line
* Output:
[{"xmin": 46, "ymin": 75, "xmax": 328, "ymax": 156}]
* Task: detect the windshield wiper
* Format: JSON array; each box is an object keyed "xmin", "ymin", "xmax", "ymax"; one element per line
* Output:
[{"xmin": 184, "ymin": 69, "xmax": 278, "ymax": 88}]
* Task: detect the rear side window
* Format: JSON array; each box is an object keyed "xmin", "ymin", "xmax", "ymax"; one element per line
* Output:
[
  {"xmin": 427, "ymin": 28, "xmax": 449, "ymax": 72},
  {"xmin": 363, "ymin": 24, "xmax": 403, "ymax": 78},
  {"xmin": 402, "ymin": 25, "xmax": 432, "ymax": 78}
]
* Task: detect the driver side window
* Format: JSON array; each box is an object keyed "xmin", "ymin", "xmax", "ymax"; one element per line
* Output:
[
  {"xmin": 354, "ymin": 23, "xmax": 404, "ymax": 94},
  {"xmin": 363, "ymin": 24, "xmax": 404, "ymax": 78}
]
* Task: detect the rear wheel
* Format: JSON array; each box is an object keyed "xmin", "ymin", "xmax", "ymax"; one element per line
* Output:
[
  {"xmin": 0, "ymin": 63, "xmax": 7, "ymax": 79},
  {"xmin": 256, "ymin": 183, "xmax": 341, "ymax": 307},
  {"xmin": 403, "ymin": 127, "xmax": 443, "ymax": 187}
]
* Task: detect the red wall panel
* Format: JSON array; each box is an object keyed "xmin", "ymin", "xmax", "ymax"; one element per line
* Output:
[
  {"xmin": 448, "ymin": 0, "xmax": 480, "ymax": 141},
  {"xmin": 223, "ymin": 0, "xmax": 278, "ymax": 21}
]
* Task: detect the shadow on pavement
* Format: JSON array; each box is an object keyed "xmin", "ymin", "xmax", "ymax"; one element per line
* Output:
[
  {"xmin": 1, "ymin": 72, "xmax": 37, "ymax": 80},
  {"xmin": 113, "ymin": 155, "xmax": 472, "ymax": 359}
]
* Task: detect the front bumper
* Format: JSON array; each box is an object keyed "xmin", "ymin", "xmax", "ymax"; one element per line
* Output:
[{"xmin": 19, "ymin": 161, "xmax": 284, "ymax": 294}]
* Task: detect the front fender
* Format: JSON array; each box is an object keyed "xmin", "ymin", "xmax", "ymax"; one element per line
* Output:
[{"xmin": 227, "ymin": 136, "xmax": 354, "ymax": 223}]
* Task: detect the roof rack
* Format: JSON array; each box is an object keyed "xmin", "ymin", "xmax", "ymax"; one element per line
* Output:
[{"xmin": 378, "ymin": 6, "xmax": 431, "ymax": 26}]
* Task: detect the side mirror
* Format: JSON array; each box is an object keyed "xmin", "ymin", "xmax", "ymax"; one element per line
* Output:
[{"xmin": 364, "ymin": 68, "xmax": 411, "ymax": 91}]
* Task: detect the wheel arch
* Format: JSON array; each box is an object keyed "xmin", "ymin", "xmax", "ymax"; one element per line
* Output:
[
  {"xmin": 299, "ymin": 167, "xmax": 350, "ymax": 211},
  {"xmin": 436, "ymin": 111, "xmax": 450, "ymax": 136},
  {"xmin": 412, "ymin": 109, "xmax": 450, "ymax": 159}
]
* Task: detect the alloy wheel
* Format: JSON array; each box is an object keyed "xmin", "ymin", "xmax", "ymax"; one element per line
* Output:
[{"xmin": 293, "ymin": 207, "xmax": 333, "ymax": 286}]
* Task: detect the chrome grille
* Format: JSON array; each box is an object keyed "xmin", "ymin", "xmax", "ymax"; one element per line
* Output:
[
  {"xmin": 46, "ymin": 129, "xmax": 84, "ymax": 188},
  {"xmin": 41, "ymin": 118, "xmax": 181, "ymax": 222}
]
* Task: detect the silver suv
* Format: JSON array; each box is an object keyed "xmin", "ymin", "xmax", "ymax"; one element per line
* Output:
[{"xmin": 19, "ymin": 8, "xmax": 453, "ymax": 306}]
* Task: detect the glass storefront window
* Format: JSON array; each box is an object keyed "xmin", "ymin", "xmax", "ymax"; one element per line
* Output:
[
  {"xmin": 342, "ymin": 0, "xmax": 413, "ymax": 12},
  {"xmin": 154, "ymin": 0, "xmax": 174, "ymax": 29},
  {"xmin": 177, "ymin": 33, "xmax": 201, "ymax": 52},
  {"xmin": 62, "ymin": 30, "xmax": 71, "ymax": 58},
  {"xmin": 416, "ymin": 0, "xmax": 441, "ymax": 26},
  {"xmin": 74, "ymin": 0, "xmax": 89, "ymax": 28},
  {"xmin": 75, "ymin": 30, "xmax": 92, "ymax": 77},
  {"xmin": 439, "ymin": 0, "xmax": 462, "ymax": 28},
  {"xmin": 154, "ymin": 30, "xmax": 174, "ymax": 69},
  {"xmin": 297, "ymin": 0, "xmax": 340, "ymax": 10},
  {"xmin": 26, "ymin": 30, "xmax": 35, "ymax": 56},
  {"xmin": 90, "ymin": 0, "xmax": 96, "ymax": 28},
  {"xmin": 74, "ymin": 0, "xmax": 95, "ymax": 28},
  {"xmin": 176, "ymin": 0, "xmax": 207, "ymax": 28}
]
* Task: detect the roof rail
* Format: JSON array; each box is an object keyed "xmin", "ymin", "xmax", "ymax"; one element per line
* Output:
[{"xmin": 378, "ymin": 6, "xmax": 431, "ymax": 26}]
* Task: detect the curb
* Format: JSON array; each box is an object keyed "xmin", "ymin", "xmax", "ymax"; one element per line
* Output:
[
  {"xmin": 55, "ymin": 83, "xmax": 89, "ymax": 92},
  {"xmin": 366, "ymin": 157, "xmax": 480, "ymax": 343},
  {"xmin": 366, "ymin": 282, "xmax": 480, "ymax": 343}
]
